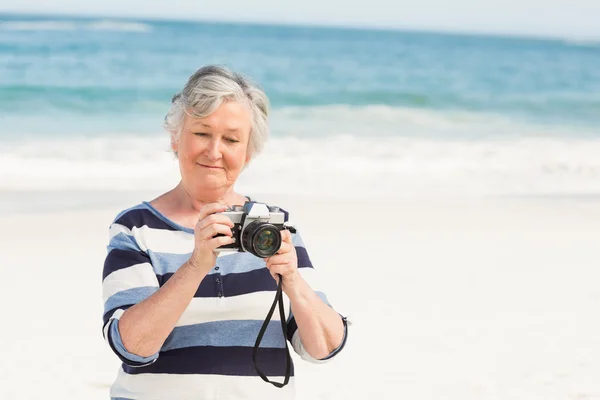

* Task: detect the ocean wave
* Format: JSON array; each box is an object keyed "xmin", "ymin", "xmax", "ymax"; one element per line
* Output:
[
  {"xmin": 85, "ymin": 20, "xmax": 152, "ymax": 32},
  {"xmin": 2, "ymin": 85, "xmax": 600, "ymax": 129},
  {"xmin": 1, "ymin": 103, "xmax": 598, "ymax": 142},
  {"xmin": 560, "ymin": 37, "xmax": 600, "ymax": 48},
  {"xmin": 270, "ymin": 105, "xmax": 599, "ymax": 139},
  {"xmin": 0, "ymin": 20, "xmax": 151, "ymax": 32},
  {"xmin": 2, "ymin": 134, "xmax": 600, "ymax": 197}
]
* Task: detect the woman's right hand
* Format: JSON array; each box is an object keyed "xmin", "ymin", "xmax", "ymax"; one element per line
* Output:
[{"xmin": 188, "ymin": 203, "xmax": 236, "ymax": 273}]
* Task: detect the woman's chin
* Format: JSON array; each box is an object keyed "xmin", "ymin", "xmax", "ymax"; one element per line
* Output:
[{"xmin": 190, "ymin": 176, "xmax": 229, "ymax": 193}]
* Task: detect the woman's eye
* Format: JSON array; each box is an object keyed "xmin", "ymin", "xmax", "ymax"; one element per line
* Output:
[
  {"xmin": 225, "ymin": 137, "xmax": 240, "ymax": 143},
  {"xmin": 193, "ymin": 132, "xmax": 208, "ymax": 137}
]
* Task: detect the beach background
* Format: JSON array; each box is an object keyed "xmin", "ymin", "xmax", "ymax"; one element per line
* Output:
[{"xmin": 1, "ymin": 11, "xmax": 600, "ymax": 400}]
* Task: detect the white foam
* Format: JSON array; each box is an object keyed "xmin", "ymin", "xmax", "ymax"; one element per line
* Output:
[
  {"xmin": 85, "ymin": 20, "xmax": 152, "ymax": 33},
  {"xmin": 2, "ymin": 133, "xmax": 600, "ymax": 197},
  {"xmin": 0, "ymin": 20, "xmax": 152, "ymax": 32},
  {"xmin": 0, "ymin": 21, "xmax": 78, "ymax": 31},
  {"xmin": 561, "ymin": 37, "xmax": 600, "ymax": 48},
  {"xmin": 2, "ymin": 106, "xmax": 598, "ymax": 197}
]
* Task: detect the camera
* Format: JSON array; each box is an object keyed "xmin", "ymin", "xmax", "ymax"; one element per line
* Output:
[{"xmin": 215, "ymin": 201, "xmax": 288, "ymax": 258}]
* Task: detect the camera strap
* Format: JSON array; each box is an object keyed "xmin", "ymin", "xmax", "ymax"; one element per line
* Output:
[{"xmin": 252, "ymin": 273, "xmax": 291, "ymax": 388}]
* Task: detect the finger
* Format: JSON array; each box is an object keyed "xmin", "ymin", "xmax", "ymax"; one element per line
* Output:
[
  {"xmin": 197, "ymin": 213, "xmax": 235, "ymax": 231},
  {"xmin": 275, "ymin": 240, "xmax": 293, "ymax": 255},
  {"xmin": 198, "ymin": 223, "xmax": 234, "ymax": 241},
  {"xmin": 197, "ymin": 203, "xmax": 229, "ymax": 221},
  {"xmin": 267, "ymin": 264, "xmax": 289, "ymax": 280},
  {"xmin": 206, "ymin": 235, "xmax": 235, "ymax": 251},
  {"xmin": 269, "ymin": 271, "xmax": 280, "ymax": 283},
  {"xmin": 266, "ymin": 254, "xmax": 292, "ymax": 267},
  {"xmin": 281, "ymin": 229, "xmax": 293, "ymax": 244}
]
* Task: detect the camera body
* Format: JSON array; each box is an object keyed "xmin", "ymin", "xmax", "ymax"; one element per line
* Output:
[{"xmin": 215, "ymin": 201, "xmax": 287, "ymax": 258}]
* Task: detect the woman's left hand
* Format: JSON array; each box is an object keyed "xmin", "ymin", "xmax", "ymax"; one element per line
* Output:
[{"xmin": 265, "ymin": 230, "xmax": 301, "ymax": 291}]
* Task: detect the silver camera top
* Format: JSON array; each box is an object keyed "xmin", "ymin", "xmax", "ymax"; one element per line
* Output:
[{"xmin": 222, "ymin": 202, "xmax": 285, "ymax": 226}]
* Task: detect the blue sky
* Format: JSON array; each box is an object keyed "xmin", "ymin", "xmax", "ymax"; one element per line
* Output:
[{"xmin": 1, "ymin": 0, "xmax": 599, "ymax": 39}]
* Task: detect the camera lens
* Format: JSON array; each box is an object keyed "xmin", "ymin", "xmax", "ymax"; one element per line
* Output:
[
  {"xmin": 242, "ymin": 222, "xmax": 282, "ymax": 258},
  {"xmin": 256, "ymin": 229, "xmax": 276, "ymax": 251}
]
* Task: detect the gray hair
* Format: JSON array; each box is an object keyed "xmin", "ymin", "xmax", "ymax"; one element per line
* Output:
[{"xmin": 163, "ymin": 65, "xmax": 270, "ymax": 160}]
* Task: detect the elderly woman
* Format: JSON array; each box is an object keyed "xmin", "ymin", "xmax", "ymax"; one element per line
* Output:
[{"xmin": 101, "ymin": 65, "xmax": 348, "ymax": 399}]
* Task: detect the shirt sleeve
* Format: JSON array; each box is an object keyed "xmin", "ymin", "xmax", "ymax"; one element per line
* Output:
[
  {"xmin": 101, "ymin": 220, "xmax": 160, "ymax": 367},
  {"xmin": 285, "ymin": 229, "xmax": 349, "ymax": 363}
]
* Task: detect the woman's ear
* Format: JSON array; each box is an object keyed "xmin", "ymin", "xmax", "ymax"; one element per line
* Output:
[{"xmin": 171, "ymin": 133, "xmax": 179, "ymax": 155}]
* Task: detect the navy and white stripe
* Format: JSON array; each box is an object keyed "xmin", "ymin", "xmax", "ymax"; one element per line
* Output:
[{"xmin": 101, "ymin": 202, "xmax": 347, "ymax": 400}]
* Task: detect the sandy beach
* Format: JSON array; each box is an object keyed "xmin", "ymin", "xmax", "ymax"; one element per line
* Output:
[{"xmin": 1, "ymin": 192, "xmax": 598, "ymax": 399}]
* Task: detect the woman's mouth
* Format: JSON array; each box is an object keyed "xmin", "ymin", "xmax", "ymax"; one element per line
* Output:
[{"xmin": 197, "ymin": 163, "xmax": 223, "ymax": 169}]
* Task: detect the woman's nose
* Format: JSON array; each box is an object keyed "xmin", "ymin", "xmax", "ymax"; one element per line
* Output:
[{"xmin": 205, "ymin": 139, "xmax": 222, "ymax": 160}]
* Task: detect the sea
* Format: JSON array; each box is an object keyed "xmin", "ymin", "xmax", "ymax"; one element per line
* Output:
[{"xmin": 1, "ymin": 13, "xmax": 600, "ymax": 201}]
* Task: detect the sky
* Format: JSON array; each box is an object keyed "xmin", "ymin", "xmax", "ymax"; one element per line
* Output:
[{"xmin": 1, "ymin": 0, "xmax": 600, "ymax": 39}]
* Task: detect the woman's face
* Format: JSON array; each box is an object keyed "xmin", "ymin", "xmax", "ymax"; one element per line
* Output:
[{"xmin": 173, "ymin": 100, "xmax": 252, "ymax": 197}]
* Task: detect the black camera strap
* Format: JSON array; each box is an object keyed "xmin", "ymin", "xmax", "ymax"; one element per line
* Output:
[{"xmin": 252, "ymin": 273, "xmax": 291, "ymax": 388}]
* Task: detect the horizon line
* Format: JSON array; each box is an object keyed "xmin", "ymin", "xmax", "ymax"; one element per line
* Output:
[{"xmin": 0, "ymin": 9, "xmax": 597, "ymax": 42}]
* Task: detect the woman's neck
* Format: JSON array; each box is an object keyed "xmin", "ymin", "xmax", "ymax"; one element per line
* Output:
[
  {"xmin": 173, "ymin": 181, "xmax": 246, "ymax": 213},
  {"xmin": 149, "ymin": 182, "xmax": 248, "ymax": 230}
]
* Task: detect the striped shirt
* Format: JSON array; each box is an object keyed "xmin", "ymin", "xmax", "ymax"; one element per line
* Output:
[{"xmin": 101, "ymin": 201, "xmax": 347, "ymax": 400}]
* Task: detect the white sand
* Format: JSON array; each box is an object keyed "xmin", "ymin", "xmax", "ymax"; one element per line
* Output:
[{"xmin": 1, "ymin": 193, "xmax": 599, "ymax": 399}]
